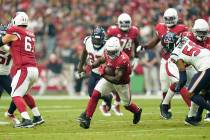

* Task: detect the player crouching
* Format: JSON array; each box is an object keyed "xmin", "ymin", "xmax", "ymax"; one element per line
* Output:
[{"xmin": 78, "ymin": 37, "xmax": 142, "ymax": 129}]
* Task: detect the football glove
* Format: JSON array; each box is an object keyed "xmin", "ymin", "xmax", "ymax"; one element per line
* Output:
[
  {"xmin": 75, "ymin": 71, "xmax": 85, "ymax": 79},
  {"xmin": 136, "ymin": 45, "xmax": 145, "ymax": 53}
]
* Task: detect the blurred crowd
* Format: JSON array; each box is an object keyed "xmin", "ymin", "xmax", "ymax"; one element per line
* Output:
[{"xmin": 0, "ymin": 0, "xmax": 209, "ymax": 95}]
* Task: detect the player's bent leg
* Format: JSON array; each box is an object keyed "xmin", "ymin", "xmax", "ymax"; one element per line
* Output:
[
  {"xmin": 124, "ymin": 102, "xmax": 142, "ymax": 124},
  {"xmin": 111, "ymin": 91, "xmax": 123, "ymax": 116}
]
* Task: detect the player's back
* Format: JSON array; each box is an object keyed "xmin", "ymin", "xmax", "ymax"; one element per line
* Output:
[
  {"xmin": 171, "ymin": 37, "xmax": 210, "ymax": 71},
  {"xmin": 6, "ymin": 26, "xmax": 37, "ymax": 70}
]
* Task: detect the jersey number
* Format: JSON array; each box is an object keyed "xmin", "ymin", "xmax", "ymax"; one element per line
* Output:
[
  {"xmin": 0, "ymin": 51, "xmax": 11, "ymax": 66},
  {"xmin": 25, "ymin": 36, "xmax": 33, "ymax": 52},
  {"xmin": 121, "ymin": 39, "xmax": 132, "ymax": 49},
  {"xmin": 182, "ymin": 41, "xmax": 201, "ymax": 56},
  {"xmin": 88, "ymin": 53, "xmax": 101, "ymax": 64}
]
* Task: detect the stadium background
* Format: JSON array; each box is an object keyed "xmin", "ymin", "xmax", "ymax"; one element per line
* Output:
[{"xmin": 0, "ymin": 0, "xmax": 209, "ymax": 96}]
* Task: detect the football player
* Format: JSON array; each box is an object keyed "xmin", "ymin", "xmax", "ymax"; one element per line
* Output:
[
  {"xmin": 139, "ymin": 8, "xmax": 190, "ymax": 119},
  {"xmin": 77, "ymin": 26, "xmax": 113, "ymax": 116},
  {"xmin": 0, "ymin": 12, "xmax": 44, "ymax": 128},
  {"xmin": 182, "ymin": 19, "xmax": 210, "ymax": 123},
  {"xmin": 78, "ymin": 37, "xmax": 142, "ymax": 129},
  {"xmin": 162, "ymin": 32, "xmax": 210, "ymax": 126},
  {"xmin": 106, "ymin": 13, "xmax": 141, "ymax": 115}
]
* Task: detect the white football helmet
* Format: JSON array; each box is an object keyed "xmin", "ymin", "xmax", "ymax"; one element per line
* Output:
[
  {"xmin": 163, "ymin": 8, "xmax": 178, "ymax": 27},
  {"xmin": 117, "ymin": 13, "xmax": 132, "ymax": 31},
  {"xmin": 12, "ymin": 12, "xmax": 29, "ymax": 26},
  {"xmin": 105, "ymin": 37, "xmax": 121, "ymax": 59},
  {"xmin": 192, "ymin": 19, "xmax": 209, "ymax": 41}
]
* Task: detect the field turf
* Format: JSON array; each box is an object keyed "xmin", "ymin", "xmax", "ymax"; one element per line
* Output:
[{"xmin": 0, "ymin": 98, "xmax": 210, "ymax": 140}]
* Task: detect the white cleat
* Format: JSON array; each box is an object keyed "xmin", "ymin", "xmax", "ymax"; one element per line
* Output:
[
  {"xmin": 4, "ymin": 112, "xmax": 21, "ymax": 126},
  {"xmin": 99, "ymin": 105, "xmax": 111, "ymax": 117},
  {"xmin": 111, "ymin": 104, "xmax": 123, "ymax": 116}
]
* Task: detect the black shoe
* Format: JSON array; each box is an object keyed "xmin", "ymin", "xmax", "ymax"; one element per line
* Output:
[
  {"xmin": 78, "ymin": 112, "xmax": 91, "ymax": 129},
  {"xmin": 184, "ymin": 116, "xmax": 198, "ymax": 126},
  {"xmin": 160, "ymin": 104, "xmax": 172, "ymax": 119},
  {"xmin": 194, "ymin": 115, "xmax": 202, "ymax": 123},
  {"xmin": 133, "ymin": 108, "xmax": 142, "ymax": 124},
  {"xmin": 15, "ymin": 118, "xmax": 34, "ymax": 128},
  {"xmin": 33, "ymin": 116, "xmax": 45, "ymax": 126}
]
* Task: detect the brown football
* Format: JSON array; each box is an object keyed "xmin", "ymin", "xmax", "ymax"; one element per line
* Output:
[{"xmin": 104, "ymin": 66, "xmax": 115, "ymax": 76}]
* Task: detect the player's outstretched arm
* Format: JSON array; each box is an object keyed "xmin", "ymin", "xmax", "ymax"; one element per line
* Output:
[
  {"xmin": 142, "ymin": 33, "xmax": 160, "ymax": 50},
  {"xmin": 77, "ymin": 47, "xmax": 88, "ymax": 73},
  {"xmin": 0, "ymin": 33, "xmax": 18, "ymax": 46}
]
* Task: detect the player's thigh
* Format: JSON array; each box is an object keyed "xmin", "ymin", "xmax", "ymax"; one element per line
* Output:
[
  {"xmin": 159, "ymin": 60, "xmax": 169, "ymax": 92},
  {"xmin": 94, "ymin": 78, "xmax": 113, "ymax": 96},
  {"xmin": 114, "ymin": 84, "xmax": 131, "ymax": 106}
]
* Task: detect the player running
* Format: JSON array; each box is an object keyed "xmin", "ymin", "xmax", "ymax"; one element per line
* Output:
[
  {"xmin": 77, "ymin": 26, "xmax": 113, "ymax": 116},
  {"xmin": 106, "ymin": 13, "xmax": 141, "ymax": 115},
  {"xmin": 78, "ymin": 37, "xmax": 142, "ymax": 129},
  {"xmin": 139, "ymin": 8, "xmax": 190, "ymax": 119},
  {"xmin": 0, "ymin": 12, "xmax": 44, "ymax": 128},
  {"xmin": 162, "ymin": 32, "xmax": 210, "ymax": 126}
]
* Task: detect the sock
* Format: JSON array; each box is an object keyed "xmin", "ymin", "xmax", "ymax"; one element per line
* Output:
[
  {"xmin": 196, "ymin": 106, "xmax": 204, "ymax": 117},
  {"xmin": 23, "ymin": 94, "xmax": 36, "ymax": 109},
  {"xmin": 188, "ymin": 102, "xmax": 199, "ymax": 117},
  {"xmin": 124, "ymin": 102, "xmax": 140, "ymax": 113},
  {"xmin": 31, "ymin": 107, "xmax": 41, "ymax": 116},
  {"xmin": 85, "ymin": 90, "xmax": 101, "ymax": 118},
  {"xmin": 162, "ymin": 86, "xmax": 175, "ymax": 105},
  {"xmin": 191, "ymin": 94, "xmax": 210, "ymax": 111},
  {"xmin": 12, "ymin": 96, "xmax": 27, "ymax": 113},
  {"xmin": 21, "ymin": 112, "xmax": 30, "ymax": 120},
  {"xmin": 8, "ymin": 101, "xmax": 17, "ymax": 114},
  {"xmin": 180, "ymin": 87, "xmax": 191, "ymax": 107}
]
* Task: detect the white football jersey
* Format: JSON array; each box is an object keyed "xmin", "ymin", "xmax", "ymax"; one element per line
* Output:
[
  {"xmin": 0, "ymin": 46, "xmax": 12, "ymax": 75},
  {"xmin": 84, "ymin": 36, "xmax": 105, "ymax": 74},
  {"xmin": 170, "ymin": 37, "xmax": 210, "ymax": 71}
]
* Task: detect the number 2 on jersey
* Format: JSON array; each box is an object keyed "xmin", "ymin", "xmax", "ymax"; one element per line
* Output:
[{"xmin": 25, "ymin": 36, "xmax": 34, "ymax": 52}]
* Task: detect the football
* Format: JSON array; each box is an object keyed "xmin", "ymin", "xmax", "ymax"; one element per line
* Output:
[{"xmin": 104, "ymin": 66, "xmax": 115, "ymax": 76}]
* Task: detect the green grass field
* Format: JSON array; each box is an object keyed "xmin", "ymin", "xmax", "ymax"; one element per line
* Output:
[{"xmin": 0, "ymin": 98, "xmax": 210, "ymax": 140}]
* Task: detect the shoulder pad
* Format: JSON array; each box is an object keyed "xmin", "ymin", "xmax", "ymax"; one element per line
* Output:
[{"xmin": 83, "ymin": 36, "xmax": 91, "ymax": 45}]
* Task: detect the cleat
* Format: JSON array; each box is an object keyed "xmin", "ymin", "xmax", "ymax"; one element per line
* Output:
[
  {"xmin": 33, "ymin": 116, "xmax": 45, "ymax": 126},
  {"xmin": 204, "ymin": 113, "xmax": 210, "ymax": 122},
  {"xmin": 133, "ymin": 108, "xmax": 142, "ymax": 124},
  {"xmin": 78, "ymin": 112, "xmax": 91, "ymax": 129},
  {"xmin": 4, "ymin": 112, "xmax": 21, "ymax": 126},
  {"xmin": 194, "ymin": 115, "xmax": 202, "ymax": 123},
  {"xmin": 99, "ymin": 105, "xmax": 111, "ymax": 117},
  {"xmin": 14, "ymin": 118, "xmax": 34, "ymax": 128},
  {"xmin": 160, "ymin": 104, "xmax": 172, "ymax": 119},
  {"xmin": 111, "ymin": 104, "xmax": 123, "ymax": 116},
  {"xmin": 184, "ymin": 116, "xmax": 198, "ymax": 126}
]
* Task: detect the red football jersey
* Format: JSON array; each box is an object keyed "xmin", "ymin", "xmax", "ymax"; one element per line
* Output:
[
  {"xmin": 155, "ymin": 23, "xmax": 188, "ymax": 60},
  {"xmin": 104, "ymin": 51, "xmax": 131, "ymax": 84},
  {"xmin": 107, "ymin": 25, "xmax": 139, "ymax": 58},
  {"xmin": 6, "ymin": 26, "xmax": 37, "ymax": 72},
  {"xmin": 182, "ymin": 31, "xmax": 210, "ymax": 50}
]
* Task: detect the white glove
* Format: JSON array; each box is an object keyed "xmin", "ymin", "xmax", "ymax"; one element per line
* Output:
[
  {"xmin": 131, "ymin": 58, "xmax": 139, "ymax": 69},
  {"xmin": 74, "ymin": 71, "xmax": 85, "ymax": 79},
  {"xmin": 136, "ymin": 45, "xmax": 145, "ymax": 53}
]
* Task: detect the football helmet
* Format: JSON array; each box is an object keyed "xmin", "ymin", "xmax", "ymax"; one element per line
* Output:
[
  {"xmin": 163, "ymin": 8, "xmax": 178, "ymax": 27},
  {"xmin": 91, "ymin": 26, "xmax": 106, "ymax": 49},
  {"xmin": 192, "ymin": 19, "xmax": 209, "ymax": 41},
  {"xmin": 117, "ymin": 13, "xmax": 132, "ymax": 31},
  {"xmin": 11, "ymin": 11, "xmax": 29, "ymax": 26},
  {"xmin": 105, "ymin": 37, "xmax": 121, "ymax": 59},
  {"xmin": 161, "ymin": 32, "xmax": 180, "ymax": 53}
]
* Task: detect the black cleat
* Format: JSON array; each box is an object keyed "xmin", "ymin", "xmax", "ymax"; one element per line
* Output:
[
  {"xmin": 133, "ymin": 108, "xmax": 142, "ymax": 124},
  {"xmin": 33, "ymin": 116, "xmax": 45, "ymax": 126},
  {"xmin": 194, "ymin": 115, "xmax": 202, "ymax": 123},
  {"xmin": 78, "ymin": 112, "xmax": 91, "ymax": 129},
  {"xmin": 160, "ymin": 104, "xmax": 172, "ymax": 119},
  {"xmin": 184, "ymin": 116, "xmax": 198, "ymax": 126},
  {"xmin": 15, "ymin": 118, "xmax": 34, "ymax": 128}
]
